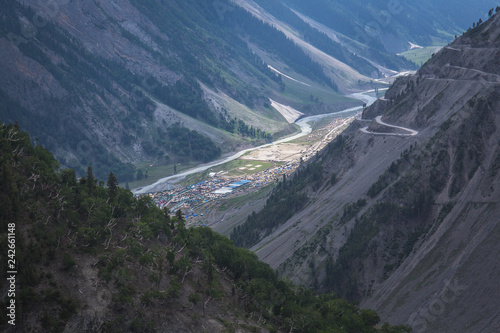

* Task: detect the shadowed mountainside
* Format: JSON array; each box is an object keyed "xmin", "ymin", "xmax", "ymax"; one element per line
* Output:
[{"xmin": 232, "ymin": 11, "xmax": 500, "ymax": 333}]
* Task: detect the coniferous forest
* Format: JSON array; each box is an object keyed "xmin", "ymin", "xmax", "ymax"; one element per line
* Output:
[{"xmin": 0, "ymin": 123, "xmax": 413, "ymax": 332}]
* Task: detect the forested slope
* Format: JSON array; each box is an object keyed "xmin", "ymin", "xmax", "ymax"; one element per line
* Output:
[{"xmin": 0, "ymin": 123, "xmax": 413, "ymax": 332}]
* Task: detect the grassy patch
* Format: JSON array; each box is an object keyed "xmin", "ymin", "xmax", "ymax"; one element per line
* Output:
[
  {"xmin": 217, "ymin": 184, "xmax": 275, "ymax": 212},
  {"xmin": 280, "ymin": 77, "xmax": 357, "ymax": 105},
  {"xmin": 120, "ymin": 161, "xmax": 197, "ymax": 189},
  {"xmin": 180, "ymin": 160, "xmax": 280, "ymax": 186},
  {"xmin": 399, "ymin": 46, "xmax": 443, "ymax": 66},
  {"xmin": 225, "ymin": 160, "xmax": 276, "ymax": 177}
]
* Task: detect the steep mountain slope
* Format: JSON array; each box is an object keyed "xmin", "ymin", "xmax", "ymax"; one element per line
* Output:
[
  {"xmin": 0, "ymin": 123, "xmax": 414, "ymax": 332},
  {"xmin": 283, "ymin": 0, "xmax": 498, "ymax": 53},
  {"xmin": 232, "ymin": 11, "xmax": 500, "ymax": 333}
]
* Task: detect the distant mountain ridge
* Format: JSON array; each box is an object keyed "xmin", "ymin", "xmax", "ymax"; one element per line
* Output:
[{"xmin": 282, "ymin": 0, "xmax": 498, "ymax": 53}]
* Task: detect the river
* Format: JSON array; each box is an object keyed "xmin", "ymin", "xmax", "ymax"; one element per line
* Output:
[{"xmin": 133, "ymin": 90, "xmax": 380, "ymax": 194}]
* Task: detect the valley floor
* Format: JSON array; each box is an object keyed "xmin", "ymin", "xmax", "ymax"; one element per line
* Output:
[{"xmin": 141, "ymin": 112, "xmax": 358, "ymax": 234}]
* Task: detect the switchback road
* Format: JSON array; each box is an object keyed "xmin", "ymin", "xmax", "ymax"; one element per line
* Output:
[{"xmin": 360, "ymin": 116, "xmax": 418, "ymax": 137}]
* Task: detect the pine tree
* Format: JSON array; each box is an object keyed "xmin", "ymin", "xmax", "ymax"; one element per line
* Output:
[
  {"xmin": 175, "ymin": 209, "xmax": 185, "ymax": 229},
  {"xmin": 107, "ymin": 172, "xmax": 118, "ymax": 200},
  {"xmin": 86, "ymin": 166, "xmax": 95, "ymax": 194}
]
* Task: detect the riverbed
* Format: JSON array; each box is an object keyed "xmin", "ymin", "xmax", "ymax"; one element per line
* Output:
[{"xmin": 133, "ymin": 90, "xmax": 380, "ymax": 194}]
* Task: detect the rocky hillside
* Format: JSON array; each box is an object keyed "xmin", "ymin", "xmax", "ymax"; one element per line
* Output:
[
  {"xmin": 0, "ymin": 123, "xmax": 417, "ymax": 332},
  {"xmin": 232, "ymin": 10, "xmax": 500, "ymax": 333},
  {"xmin": 283, "ymin": 0, "xmax": 498, "ymax": 53}
]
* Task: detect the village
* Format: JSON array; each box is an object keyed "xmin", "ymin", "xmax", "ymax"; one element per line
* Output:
[{"xmin": 141, "ymin": 112, "xmax": 359, "ymax": 227}]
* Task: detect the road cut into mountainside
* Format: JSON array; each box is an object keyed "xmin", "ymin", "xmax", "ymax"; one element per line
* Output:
[{"xmin": 360, "ymin": 116, "xmax": 419, "ymax": 137}]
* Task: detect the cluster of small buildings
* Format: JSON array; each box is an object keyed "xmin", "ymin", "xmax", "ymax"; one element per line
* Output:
[
  {"xmin": 146, "ymin": 178, "xmax": 233, "ymax": 211},
  {"xmin": 141, "ymin": 115, "xmax": 356, "ymax": 219},
  {"xmin": 143, "ymin": 161, "xmax": 300, "ymax": 215}
]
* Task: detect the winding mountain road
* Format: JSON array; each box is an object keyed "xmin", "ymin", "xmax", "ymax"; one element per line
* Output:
[{"xmin": 360, "ymin": 116, "xmax": 418, "ymax": 136}]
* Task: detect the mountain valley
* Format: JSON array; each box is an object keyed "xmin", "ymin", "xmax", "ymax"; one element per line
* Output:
[
  {"xmin": 2, "ymin": 0, "xmax": 486, "ymax": 182},
  {"xmin": 2, "ymin": 1, "xmax": 500, "ymax": 332}
]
